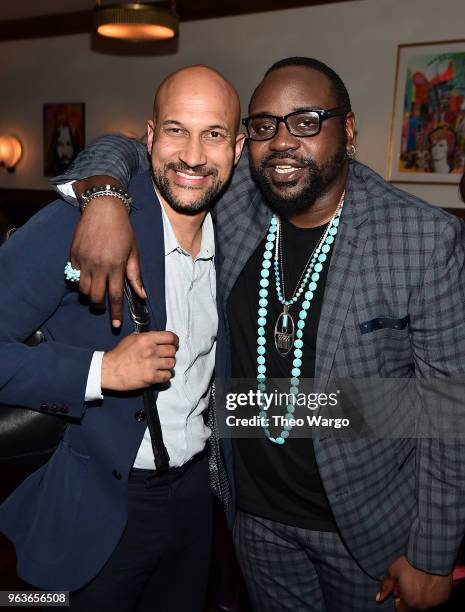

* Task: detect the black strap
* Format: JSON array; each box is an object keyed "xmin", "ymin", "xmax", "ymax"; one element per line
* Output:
[
  {"xmin": 124, "ymin": 280, "xmax": 170, "ymax": 473},
  {"xmin": 142, "ymin": 391, "xmax": 170, "ymax": 473}
]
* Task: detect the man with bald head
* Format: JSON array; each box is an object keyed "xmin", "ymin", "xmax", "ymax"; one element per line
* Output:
[
  {"xmin": 149, "ymin": 65, "xmax": 241, "ymax": 217},
  {"xmin": 0, "ymin": 65, "xmax": 245, "ymax": 610}
]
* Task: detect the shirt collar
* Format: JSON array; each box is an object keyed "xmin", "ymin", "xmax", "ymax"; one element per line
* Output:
[{"xmin": 157, "ymin": 191, "xmax": 215, "ymax": 260}]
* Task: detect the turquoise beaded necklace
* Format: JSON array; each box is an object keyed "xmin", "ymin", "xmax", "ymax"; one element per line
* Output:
[{"xmin": 256, "ymin": 192, "xmax": 345, "ymax": 445}]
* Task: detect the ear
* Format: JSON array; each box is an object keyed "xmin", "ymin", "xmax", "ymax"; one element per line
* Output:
[
  {"xmin": 146, "ymin": 119, "xmax": 154, "ymax": 154},
  {"xmin": 234, "ymin": 132, "xmax": 247, "ymax": 166},
  {"xmin": 345, "ymin": 112, "xmax": 356, "ymax": 152}
]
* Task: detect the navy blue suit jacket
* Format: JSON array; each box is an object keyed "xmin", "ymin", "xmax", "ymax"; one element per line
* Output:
[{"xmin": 0, "ymin": 171, "xmax": 231, "ymax": 591}]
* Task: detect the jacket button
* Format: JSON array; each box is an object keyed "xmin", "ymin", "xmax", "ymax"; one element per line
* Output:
[
  {"xmin": 50, "ymin": 404, "xmax": 59, "ymax": 413},
  {"xmin": 134, "ymin": 410, "xmax": 146, "ymax": 423},
  {"xmin": 60, "ymin": 405, "xmax": 70, "ymax": 414},
  {"xmin": 112, "ymin": 470, "xmax": 122, "ymax": 480},
  {"xmin": 40, "ymin": 404, "xmax": 48, "ymax": 412}
]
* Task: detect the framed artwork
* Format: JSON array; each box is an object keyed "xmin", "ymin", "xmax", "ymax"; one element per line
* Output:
[
  {"xmin": 388, "ymin": 39, "xmax": 465, "ymax": 184},
  {"xmin": 43, "ymin": 103, "xmax": 85, "ymax": 177}
]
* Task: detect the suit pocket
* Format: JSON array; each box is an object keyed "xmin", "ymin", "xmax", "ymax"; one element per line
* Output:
[
  {"xmin": 26, "ymin": 442, "xmax": 89, "ymax": 565},
  {"xmin": 359, "ymin": 315, "xmax": 409, "ymax": 335}
]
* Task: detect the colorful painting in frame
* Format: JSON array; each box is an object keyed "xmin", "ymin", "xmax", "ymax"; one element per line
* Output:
[
  {"xmin": 43, "ymin": 103, "xmax": 85, "ymax": 177},
  {"xmin": 388, "ymin": 40, "xmax": 465, "ymax": 184}
]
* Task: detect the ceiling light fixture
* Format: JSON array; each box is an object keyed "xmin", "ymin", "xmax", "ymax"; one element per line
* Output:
[{"xmin": 94, "ymin": 1, "xmax": 178, "ymax": 42}]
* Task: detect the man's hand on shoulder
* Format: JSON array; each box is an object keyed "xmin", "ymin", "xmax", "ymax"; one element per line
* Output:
[
  {"xmin": 101, "ymin": 331, "xmax": 178, "ymax": 391},
  {"xmin": 377, "ymin": 554, "xmax": 452, "ymax": 610},
  {"xmin": 70, "ymin": 176, "xmax": 145, "ymax": 328}
]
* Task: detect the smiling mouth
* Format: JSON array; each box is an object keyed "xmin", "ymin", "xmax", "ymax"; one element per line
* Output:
[
  {"xmin": 175, "ymin": 170, "xmax": 209, "ymax": 181},
  {"xmin": 171, "ymin": 169, "xmax": 212, "ymax": 188},
  {"xmin": 272, "ymin": 165, "xmax": 303, "ymax": 174},
  {"xmin": 267, "ymin": 165, "xmax": 305, "ymax": 182}
]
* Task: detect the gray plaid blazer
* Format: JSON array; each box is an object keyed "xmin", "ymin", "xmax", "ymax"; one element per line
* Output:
[{"xmin": 54, "ymin": 135, "xmax": 465, "ymax": 579}]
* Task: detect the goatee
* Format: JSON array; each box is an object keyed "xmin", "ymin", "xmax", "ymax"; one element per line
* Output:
[
  {"xmin": 250, "ymin": 140, "xmax": 347, "ymax": 218},
  {"xmin": 152, "ymin": 162, "xmax": 222, "ymax": 215}
]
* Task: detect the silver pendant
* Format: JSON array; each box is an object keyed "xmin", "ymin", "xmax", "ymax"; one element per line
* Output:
[{"xmin": 274, "ymin": 305, "xmax": 294, "ymax": 356}]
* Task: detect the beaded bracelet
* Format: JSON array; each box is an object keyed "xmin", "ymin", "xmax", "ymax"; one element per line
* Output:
[{"xmin": 79, "ymin": 184, "xmax": 132, "ymax": 214}]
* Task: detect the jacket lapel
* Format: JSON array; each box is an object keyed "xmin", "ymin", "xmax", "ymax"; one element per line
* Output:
[
  {"xmin": 128, "ymin": 171, "xmax": 167, "ymax": 332},
  {"xmin": 214, "ymin": 242, "xmax": 230, "ymax": 379},
  {"xmin": 315, "ymin": 166, "xmax": 368, "ymax": 386},
  {"xmin": 219, "ymin": 188, "xmax": 271, "ymax": 310}
]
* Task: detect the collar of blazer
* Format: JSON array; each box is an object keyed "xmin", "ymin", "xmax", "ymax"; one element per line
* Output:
[
  {"xmin": 127, "ymin": 171, "xmax": 166, "ymax": 331},
  {"xmin": 216, "ymin": 157, "xmax": 371, "ymax": 309}
]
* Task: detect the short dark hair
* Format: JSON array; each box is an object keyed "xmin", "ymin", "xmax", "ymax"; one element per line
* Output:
[{"xmin": 250, "ymin": 56, "xmax": 351, "ymax": 112}]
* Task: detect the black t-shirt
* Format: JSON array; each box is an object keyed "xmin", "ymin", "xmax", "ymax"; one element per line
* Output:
[{"xmin": 227, "ymin": 217, "xmax": 337, "ymax": 531}]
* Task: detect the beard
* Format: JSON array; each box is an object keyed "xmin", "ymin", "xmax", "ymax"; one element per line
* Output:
[
  {"xmin": 152, "ymin": 161, "xmax": 223, "ymax": 215},
  {"xmin": 249, "ymin": 134, "xmax": 348, "ymax": 218}
]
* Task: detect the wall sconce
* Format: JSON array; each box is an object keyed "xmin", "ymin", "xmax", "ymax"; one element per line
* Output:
[{"xmin": 0, "ymin": 135, "xmax": 22, "ymax": 172}]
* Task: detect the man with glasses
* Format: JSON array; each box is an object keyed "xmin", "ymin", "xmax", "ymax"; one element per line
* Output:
[{"xmin": 53, "ymin": 57, "xmax": 465, "ymax": 611}]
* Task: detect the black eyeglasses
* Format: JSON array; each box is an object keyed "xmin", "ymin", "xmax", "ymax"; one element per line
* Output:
[{"xmin": 242, "ymin": 107, "xmax": 349, "ymax": 141}]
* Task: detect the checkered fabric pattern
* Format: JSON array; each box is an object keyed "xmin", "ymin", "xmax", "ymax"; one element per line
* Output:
[
  {"xmin": 233, "ymin": 511, "xmax": 395, "ymax": 612},
  {"xmin": 216, "ymin": 150, "xmax": 465, "ymax": 578},
  {"xmin": 52, "ymin": 134, "xmax": 150, "ymax": 191},
  {"xmin": 54, "ymin": 134, "xmax": 465, "ymax": 578},
  {"xmin": 205, "ymin": 382, "xmax": 232, "ymax": 515}
]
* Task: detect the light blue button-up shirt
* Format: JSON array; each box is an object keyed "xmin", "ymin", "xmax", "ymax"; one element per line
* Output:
[{"xmin": 133, "ymin": 204, "xmax": 218, "ymax": 468}]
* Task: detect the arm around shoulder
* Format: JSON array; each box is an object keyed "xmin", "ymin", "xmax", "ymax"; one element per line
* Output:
[{"xmin": 51, "ymin": 133, "xmax": 149, "ymax": 203}]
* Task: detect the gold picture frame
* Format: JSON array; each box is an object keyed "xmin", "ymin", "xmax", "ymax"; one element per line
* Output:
[{"xmin": 388, "ymin": 39, "xmax": 465, "ymax": 184}]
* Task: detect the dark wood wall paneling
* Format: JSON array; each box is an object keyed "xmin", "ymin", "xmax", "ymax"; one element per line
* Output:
[
  {"xmin": 0, "ymin": 0, "xmax": 350, "ymax": 41},
  {"xmin": 445, "ymin": 207, "xmax": 465, "ymax": 220},
  {"xmin": 0, "ymin": 189, "xmax": 56, "ymax": 238}
]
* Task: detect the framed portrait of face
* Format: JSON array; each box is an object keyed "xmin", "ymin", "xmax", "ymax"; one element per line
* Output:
[
  {"xmin": 43, "ymin": 103, "xmax": 85, "ymax": 177},
  {"xmin": 388, "ymin": 39, "xmax": 465, "ymax": 184}
]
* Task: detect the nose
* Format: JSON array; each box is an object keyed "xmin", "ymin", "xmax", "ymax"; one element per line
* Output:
[
  {"xmin": 268, "ymin": 121, "xmax": 301, "ymax": 152},
  {"xmin": 179, "ymin": 135, "xmax": 207, "ymax": 168}
]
